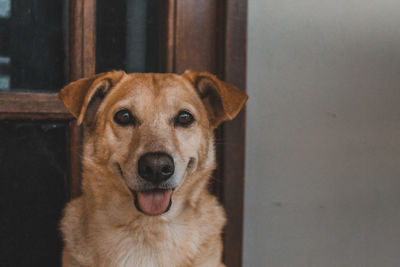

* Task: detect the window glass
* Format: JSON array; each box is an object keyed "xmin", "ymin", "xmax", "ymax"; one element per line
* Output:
[
  {"xmin": 96, "ymin": 0, "xmax": 164, "ymax": 73},
  {"xmin": 0, "ymin": 0, "xmax": 65, "ymax": 91}
]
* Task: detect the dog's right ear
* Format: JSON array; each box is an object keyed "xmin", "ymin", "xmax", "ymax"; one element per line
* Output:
[{"xmin": 59, "ymin": 71, "xmax": 126, "ymax": 126}]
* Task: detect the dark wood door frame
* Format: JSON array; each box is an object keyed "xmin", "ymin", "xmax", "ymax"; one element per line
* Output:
[
  {"xmin": 219, "ymin": 2, "xmax": 247, "ymax": 266},
  {"xmin": 67, "ymin": 0, "xmax": 96, "ymax": 199}
]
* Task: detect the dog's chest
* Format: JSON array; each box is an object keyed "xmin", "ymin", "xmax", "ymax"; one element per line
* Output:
[{"xmin": 98, "ymin": 220, "xmax": 198, "ymax": 267}]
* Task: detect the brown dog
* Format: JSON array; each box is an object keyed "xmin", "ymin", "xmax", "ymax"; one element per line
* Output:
[{"xmin": 59, "ymin": 71, "xmax": 247, "ymax": 267}]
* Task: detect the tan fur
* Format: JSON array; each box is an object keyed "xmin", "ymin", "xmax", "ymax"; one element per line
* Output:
[{"xmin": 59, "ymin": 71, "xmax": 247, "ymax": 267}]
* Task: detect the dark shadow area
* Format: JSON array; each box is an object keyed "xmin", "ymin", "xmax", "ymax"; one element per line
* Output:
[{"xmin": 0, "ymin": 121, "xmax": 68, "ymax": 267}]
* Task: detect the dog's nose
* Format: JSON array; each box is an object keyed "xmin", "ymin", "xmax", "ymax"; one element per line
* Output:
[{"xmin": 138, "ymin": 152, "xmax": 175, "ymax": 184}]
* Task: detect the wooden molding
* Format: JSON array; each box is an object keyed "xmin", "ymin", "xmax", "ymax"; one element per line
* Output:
[
  {"xmin": 220, "ymin": 1, "xmax": 248, "ymax": 266},
  {"xmin": 69, "ymin": 0, "xmax": 96, "ymax": 81},
  {"xmin": 0, "ymin": 92, "xmax": 71, "ymax": 120},
  {"xmin": 67, "ymin": 0, "xmax": 96, "ymax": 199},
  {"xmin": 163, "ymin": 0, "xmax": 176, "ymax": 73}
]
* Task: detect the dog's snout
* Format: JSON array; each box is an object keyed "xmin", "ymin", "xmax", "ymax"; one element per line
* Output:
[{"xmin": 138, "ymin": 152, "xmax": 175, "ymax": 184}]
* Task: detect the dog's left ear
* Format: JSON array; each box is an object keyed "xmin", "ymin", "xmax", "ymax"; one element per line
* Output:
[
  {"xmin": 182, "ymin": 70, "xmax": 248, "ymax": 128},
  {"xmin": 59, "ymin": 71, "xmax": 126, "ymax": 126}
]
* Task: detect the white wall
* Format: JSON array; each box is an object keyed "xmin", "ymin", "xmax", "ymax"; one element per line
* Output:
[{"xmin": 244, "ymin": 1, "xmax": 400, "ymax": 266}]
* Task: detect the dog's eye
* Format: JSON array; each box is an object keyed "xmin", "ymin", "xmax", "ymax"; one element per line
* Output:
[
  {"xmin": 114, "ymin": 109, "xmax": 136, "ymax": 126},
  {"xmin": 175, "ymin": 110, "xmax": 194, "ymax": 127}
]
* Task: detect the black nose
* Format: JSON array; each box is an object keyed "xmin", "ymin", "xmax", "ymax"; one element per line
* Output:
[{"xmin": 138, "ymin": 152, "xmax": 175, "ymax": 184}]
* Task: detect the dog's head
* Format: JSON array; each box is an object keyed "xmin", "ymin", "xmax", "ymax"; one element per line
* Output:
[{"xmin": 60, "ymin": 71, "xmax": 247, "ymax": 216}]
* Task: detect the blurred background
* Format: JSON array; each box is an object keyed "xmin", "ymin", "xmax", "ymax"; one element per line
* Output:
[{"xmin": 244, "ymin": 0, "xmax": 400, "ymax": 266}]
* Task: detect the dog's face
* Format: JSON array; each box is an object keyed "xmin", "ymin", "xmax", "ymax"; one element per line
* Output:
[{"xmin": 60, "ymin": 71, "xmax": 247, "ymax": 216}]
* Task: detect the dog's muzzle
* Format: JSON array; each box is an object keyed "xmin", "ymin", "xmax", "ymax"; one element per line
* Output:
[{"xmin": 132, "ymin": 152, "xmax": 175, "ymax": 216}]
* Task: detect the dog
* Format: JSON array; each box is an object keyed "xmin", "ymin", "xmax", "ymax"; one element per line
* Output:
[{"xmin": 59, "ymin": 70, "xmax": 247, "ymax": 267}]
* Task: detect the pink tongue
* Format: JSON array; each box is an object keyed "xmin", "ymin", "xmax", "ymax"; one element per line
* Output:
[{"xmin": 136, "ymin": 189, "xmax": 172, "ymax": 216}]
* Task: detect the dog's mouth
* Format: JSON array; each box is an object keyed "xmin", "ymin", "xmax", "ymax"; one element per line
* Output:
[
  {"xmin": 118, "ymin": 164, "xmax": 174, "ymax": 216},
  {"xmin": 132, "ymin": 189, "xmax": 173, "ymax": 216}
]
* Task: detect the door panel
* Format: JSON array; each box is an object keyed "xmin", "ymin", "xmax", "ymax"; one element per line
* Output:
[{"xmin": 0, "ymin": 121, "xmax": 67, "ymax": 266}]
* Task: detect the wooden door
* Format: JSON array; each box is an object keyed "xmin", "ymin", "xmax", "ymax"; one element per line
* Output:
[{"xmin": 0, "ymin": 1, "xmax": 247, "ymax": 266}]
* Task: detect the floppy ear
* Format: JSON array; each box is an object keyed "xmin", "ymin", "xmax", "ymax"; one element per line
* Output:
[
  {"xmin": 182, "ymin": 70, "xmax": 248, "ymax": 128},
  {"xmin": 59, "ymin": 71, "xmax": 126, "ymax": 126}
]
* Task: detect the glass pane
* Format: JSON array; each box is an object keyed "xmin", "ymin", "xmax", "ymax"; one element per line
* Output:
[
  {"xmin": 0, "ymin": 121, "xmax": 68, "ymax": 267},
  {"xmin": 96, "ymin": 0, "xmax": 163, "ymax": 73},
  {"xmin": 0, "ymin": 0, "xmax": 65, "ymax": 91}
]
